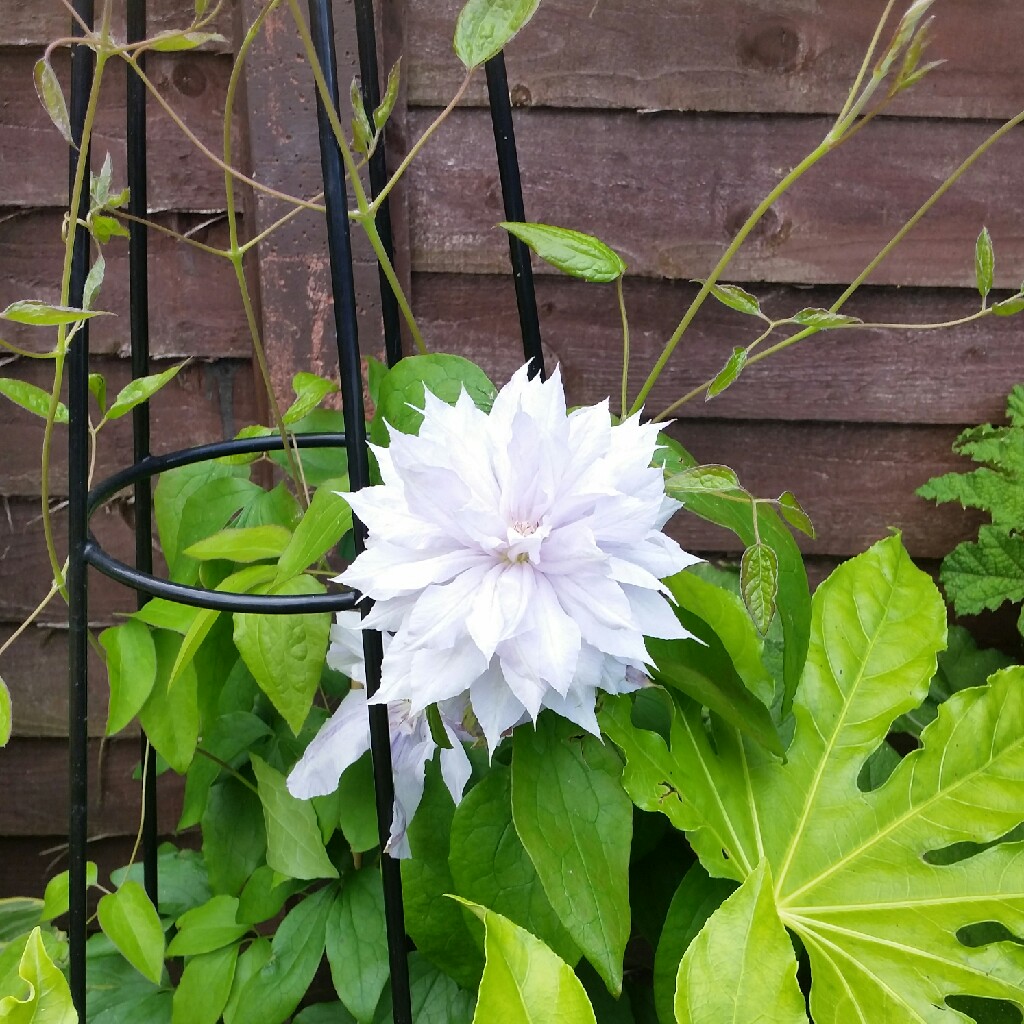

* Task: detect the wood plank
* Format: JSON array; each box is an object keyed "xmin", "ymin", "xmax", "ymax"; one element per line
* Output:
[
  {"xmin": 0, "ymin": 358, "xmax": 258, "ymax": 496},
  {"xmin": 414, "ymin": 273, "xmax": 1024, "ymax": 426},
  {"xmin": 2, "ymin": 1, "xmax": 233, "ymax": 48},
  {"xmin": 0, "ymin": 50, "xmax": 233, "ymax": 211},
  {"xmin": 404, "ymin": 108, "xmax": 1024, "ymax": 289},
  {"xmin": 0, "ymin": 210, "xmax": 251, "ymax": 360},
  {"xmin": 0, "ymin": 738, "xmax": 183, "ymax": 836},
  {"xmin": 404, "ymin": 0, "xmax": 1024, "ymax": 121},
  {"xmin": 0, "ymin": 625, "xmax": 113, "ymax": 739}
]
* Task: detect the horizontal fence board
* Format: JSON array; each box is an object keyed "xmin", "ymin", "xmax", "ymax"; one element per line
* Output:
[
  {"xmin": 2, "ymin": 1, "xmax": 233, "ymax": 48},
  {"xmin": 0, "ymin": 50, "xmax": 233, "ymax": 211},
  {"xmin": 1, "ymin": 625, "xmax": 112, "ymax": 739},
  {"xmin": 0, "ymin": 358, "xmax": 258, "ymax": 496},
  {"xmin": 0, "ymin": 210, "xmax": 251, "ymax": 359},
  {"xmin": 0, "ymin": 738, "xmax": 183, "ymax": 836},
  {"xmin": 406, "ymin": 0, "xmax": 1024, "ymax": 121},
  {"xmin": 404, "ymin": 107, "xmax": 1024, "ymax": 289},
  {"xmin": 414, "ymin": 273, "xmax": 1024, "ymax": 426}
]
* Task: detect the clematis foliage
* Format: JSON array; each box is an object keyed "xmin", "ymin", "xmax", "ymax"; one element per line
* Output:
[{"xmin": 603, "ymin": 535, "xmax": 1024, "ymax": 1021}]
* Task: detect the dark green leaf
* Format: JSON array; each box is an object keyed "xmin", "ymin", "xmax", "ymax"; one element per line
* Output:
[
  {"xmin": 976, "ymin": 227, "xmax": 995, "ymax": 300},
  {"xmin": 372, "ymin": 953, "xmax": 475, "ymax": 1024},
  {"xmin": 501, "ymin": 222, "xmax": 626, "ymax": 282},
  {"xmin": 333, "ymin": 752, "xmax": 380, "ymax": 854},
  {"xmin": 96, "ymin": 881, "xmax": 165, "ymax": 985},
  {"xmin": 251, "ymin": 755, "xmax": 338, "ymax": 880},
  {"xmin": 939, "ymin": 525, "xmax": 1024, "ymax": 617},
  {"xmin": 512, "ymin": 713, "xmax": 632, "ymax": 995},
  {"xmin": 101, "ymin": 618, "xmax": 158, "ymax": 735},
  {"xmin": 0, "ymin": 378, "xmax": 68, "ymax": 424},
  {"xmin": 327, "ymin": 869, "xmax": 389, "ymax": 1023},
  {"xmin": 267, "ymin": 409, "xmax": 349, "ymax": 486},
  {"xmin": 236, "ymin": 865, "xmax": 303, "ymax": 926},
  {"xmin": 776, "ymin": 490, "xmax": 815, "ymax": 538},
  {"xmin": 202, "ymin": 778, "xmax": 266, "ymax": 896},
  {"xmin": 702, "ymin": 282, "xmax": 762, "ymax": 318},
  {"xmin": 740, "ymin": 542, "xmax": 779, "ymax": 636},
  {"xmin": 454, "ymin": 0, "xmax": 541, "ymax": 67},
  {"xmin": 665, "ymin": 465, "xmax": 741, "ymax": 498},
  {"xmin": 138, "ymin": 631, "xmax": 199, "ymax": 773},
  {"xmin": 706, "ymin": 347, "xmax": 747, "ymax": 399},
  {"xmin": 111, "ymin": 843, "xmax": 211, "ymax": 919},
  {"xmin": 105, "ymin": 362, "xmax": 188, "ymax": 421},
  {"xmin": 0, "ymin": 899, "xmax": 43, "ymax": 944}
]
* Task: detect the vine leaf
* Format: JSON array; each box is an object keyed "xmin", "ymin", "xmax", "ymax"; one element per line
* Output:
[
  {"xmin": 975, "ymin": 226, "xmax": 995, "ymax": 301},
  {"xmin": 97, "ymin": 882, "xmax": 166, "ymax": 985},
  {"xmin": 454, "ymin": 0, "xmax": 541, "ymax": 69},
  {"xmin": 0, "ymin": 674, "xmax": 10, "ymax": 748},
  {"xmin": 33, "ymin": 59, "xmax": 71, "ymax": 145},
  {"xmin": 706, "ymin": 347, "xmax": 747, "ymax": 399},
  {"xmin": 740, "ymin": 542, "xmax": 778, "ymax": 636},
  {"xmin": 500, "ymin": 222, "xmax": 626, "ymax": 283},
  {"xmin": 604, "ymin": 536, "xmax": 1024, "ymax": 1020}
]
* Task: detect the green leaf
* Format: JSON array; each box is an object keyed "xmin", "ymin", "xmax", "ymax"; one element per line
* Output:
[
  {"xmin": 0, "ymin": 900, "xmax": 43, "ymax": 944},
  {"xmin": 512, "ymin": 713, "xmax": 632, "ymax": 995},
  {"xmin": 326, "ymin": 869, "xmax": 389, "ymax": 1023},
  {"xmin": 234, "ymin": 482, "xmax": 302, "ymax": 530},
  {"xmin": 89, "ymin": 213, "xmax": 130, "ymax": 243},
  {"xmin": 84, "ymin": 253, "xmax": 106, "ymax": 312},
  {"xmin": 0, "ymin": 928, "xmax": 76, "ymax": 1024},
  {"xmin": 500, "ymin": 222, "xmax": 626, "ymax": 283},
  {"xmin": 96, "ymin": 881, "xmax": 166, "ymax": 985},
  {"xmin": 455, "ymin": 899, "xmax": 597, "ymax": 1024},
  {"xmin": 674, "ymin": 861, "xmax": 807, "ymax": 1024},
  {"xmin": 370, "ymin": 354, "xmax": 497, "ymax": 446},
  {"xmin": 251, "ymin": 755, "xmax": 338, "ymax": 880},
  {"xmin": 228, "ymin": 886, "xmax": 333, "ymax": 1024},
  {"xmin": 740, "ymin": 542, "xmax": 778, "ymax": 636},
  {"xmin": 133, "ymin": 598, "xmax": 199, "ymax": 634},
  {"xmin": 275, "ymin": 482, "xmax": 352, "ymax": 581},
  {"xmin": 702, "ymin": 282, "xmax": 763, "ymax": 318},
  {"xmin": 652, "ymin": 865, "xmax": 735, "ymax": 1024},
  {"xmin": 222, "ymin": 938, "xmax": 272, "ymax": 1024},
  {"xmin": 111, "ymin": 843, "xmax": 211, "ymax": 919},
  {"xmin": 401, "ymin": 762, "xmax": 483, "ymax": 989},
  {"xmin": 268, "ymin": 409, "xmax": 349, "ymax": 486},
  {"xmin": 374, "ymin": 59, "xmax": 402, "ymax": 131},
  {"xmin": 993, "ymin": 293, "xmax": 1024, "ymax": 316},
  {"xmin": 0, "ymin": 299, "xmax": 104, "ymax": 327},
  {"xmin": 789, "ymin": 307, "xmax": 863, "ymax": 328},
  {"xmin": 350, "ymin": 77, "xmax": 374, "ymax": 156},
  {"xmin": 183, "ymin": 524, "xmax": 292, "ymax": 563},
  {"xmin": 233, "ymin": 574, "xmax": 330, "ymax": 734},
  {"xmin": 939, "ymin": 525, "xmax": 1024, "ymax": 616},
  {"xmin": 332, "ymin": 752, "xmax": 380, "ymax": 854},
  {"xmin": 0, "ymin": 379, "xmax": 68, "ymax": 425},
  {"xmin": 104, "ymin": 362, "xmax": 187, "ymax": 421},
  {"xmin": 284, "ymin": 372, "xmax": 340, "ymax": 425},
  {"xmin": 294, "ymin": 1004, "xmax": 357, "ymax": 1024},
  {"xmin": 236, "ymin": 865, "xmax": 303, "ymax": 926},
  {"xmin": 166, "ymin": 896, "xmax": 248, "ymax": 957},
  {"xmin": 454, "ymin": 0, "xmax": 541, "ymax": 67},
  {"xmin": 33, "ymin": 58, "xmax": 72, "ymax": 145},
  {"xmin": 138, "ymin": 631, "xmax": 199, "ymax": 773},
  {"xmin": 0, "ymin": 674, "xmax": 10, "ymax": 748},
  {"xmin": 372, "ymin": 954, "xmax": 475, "ymax": 1024},
  {"xmin": 976, "ymin": 226, "xmax": 995, "ymax": 300},
  {"xmin": 41, "ymin": 862, "xmax": 98, "ymax": 921},
  {"xmin": 148, "ymin": 29, "xmax": 225, "ymax": 50},
  {"xmin": 664, "ymin": 465, "xmax": 741, "ymax": 498},
  {"xmin": 88, "ymin": 373, "xmax": 107, "ymax": 415},
  {"xmin": 171, "ymin": 943, "xmax": 238, "ymax": 1024},
  {"xmin": 705, "ymin": 347, "xmax": 746, "ymax": 399},
  {"xmin": 449, "ymin": 767, "xmax": 580, "ymax": 965},
  {"xmin": 202, "ymin": 778, "xmax": 266, "ymax": 896},
  {"xmin": 632, "ymin": 535, "xmax": 1024, "ymax": 1019},
  {"xmin": 101, "ymin": 618, "xmax": 158, "ymax": 735},
  {"xmin": 776, "ymin": 490, "xmax": 815, "ymax": 538}
]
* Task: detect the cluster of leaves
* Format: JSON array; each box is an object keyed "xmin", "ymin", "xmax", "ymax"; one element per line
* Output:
[{"xmin": 919, "ymin": 384, "xmax": 1024, "ymax": 642}]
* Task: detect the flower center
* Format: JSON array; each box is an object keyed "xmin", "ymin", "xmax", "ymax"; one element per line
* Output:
[{"xmin": 512, "ymin": 519, "xmax": 537, "ymax": 536}]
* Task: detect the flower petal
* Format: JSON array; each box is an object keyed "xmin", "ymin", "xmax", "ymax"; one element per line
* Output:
[{"xmin": 286, "ymin": 688, "xmax": 371, "ymax": 799}]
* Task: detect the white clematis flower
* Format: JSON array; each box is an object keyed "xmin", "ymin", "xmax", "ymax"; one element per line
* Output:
[
  {"xmin": 337, "ymin": 364, "xmax": 700, "ymax": 752},
  {"xmin": 286, "ymin": 611, "xmax": 472, "ymax": 858}
]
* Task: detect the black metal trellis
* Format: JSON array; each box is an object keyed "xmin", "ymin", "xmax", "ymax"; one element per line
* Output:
[{"xmin": 65, "ymin": 0, "xmax": 545, "ymax": 1020}]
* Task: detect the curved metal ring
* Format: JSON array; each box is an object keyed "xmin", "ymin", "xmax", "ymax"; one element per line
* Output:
[{"xmin": 84, "ymin": 433, "xmax": 360, "ymax": 614}]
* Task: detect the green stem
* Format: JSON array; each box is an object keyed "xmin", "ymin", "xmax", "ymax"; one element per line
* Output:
[{"xmin": 616, "ymin": 276, "xmax": 630, "ymax": 417}]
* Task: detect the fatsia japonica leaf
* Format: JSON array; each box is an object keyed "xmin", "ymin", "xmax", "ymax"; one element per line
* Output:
[{"xmin": 604, "ymin": 536, "xmax": 1024, "ymax": 1021}]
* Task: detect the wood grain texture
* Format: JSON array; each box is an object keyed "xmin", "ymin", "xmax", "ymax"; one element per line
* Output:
[
  {"xmin": 2, "ymin": 0, "xmax": 233, "ymax": 48},
  {"xmin": 0, "ymin": 738, "xmax": 183, "ymax": 836},
  {"xmin": 403, "ymin": 107, "xmax": 1024, "ymax": 289},
  {"xmin": 413, "ymin": 273, "xmax": 1024, "ymax": 426},
  {"xmin": 0, "ymin": 358, "xmax": 258, "ymax": 496},
  {"xmin": 404, "ymin": 0, "xmax": 1024, "ymax": 121},
  {"xmin": 0, "ymin": 50, "xmax": 233, "ymax": 211},
  {"xmin": 0, "ymin": 211, "xmax": 251, "ymax": 359},
  {"xmin": 0, "ymin": 625, "xmax": 113, "ymax": 739}
]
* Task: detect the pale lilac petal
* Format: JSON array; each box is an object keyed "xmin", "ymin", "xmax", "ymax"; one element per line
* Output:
[
  {"xmin": 439, "ymin": 737, "xmax": 473, "ymax": 807},
  {"xmin": 386, "ymin": 730, "xmax": 435, "ymax": 858},
  {"xmin": 287, "ymin": 688, "xmax": 371, "ymax": 799},
  {"xmin": 541, "ymin": 685, "xmax": 601, "ymax": 737},
  {"xmin": 624, "ymin": 585, "xmax": 693, "ymax": 641},
  {"xmin": 470, "ymin": 663, "xmax": 528, "ymax": 752}
]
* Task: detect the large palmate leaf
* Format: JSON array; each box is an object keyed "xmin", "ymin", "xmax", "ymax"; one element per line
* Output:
[{"xmin": 603, "ymin": 536, "xmax": 1024, "ymax": 1021}]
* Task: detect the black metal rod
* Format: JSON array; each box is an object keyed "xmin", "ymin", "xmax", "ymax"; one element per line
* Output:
[
  {"xmin": 126, "ymin": 0, "xmax": 159, "ymax": 909},
  {"xmin": 485, "ymin": 52, "xmax": 545, "ymax": 379},
  {"xmin": 67, "ymin": 1, "xmax": 94, "ymax": 1016},
  {"xmin": 306, "ymin": 2, "xmax": 412, "ymax": 1021},
  {"xmin": 353, "ymin": 0, "xmax": 402, "ymax": 368}
]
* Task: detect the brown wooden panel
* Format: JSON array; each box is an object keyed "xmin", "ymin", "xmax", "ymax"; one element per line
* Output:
[
  {"xmin": 414, "ymin": 274, "xmax": 1024, "ymax": 426},
  {"xmin": 0, "ymin": 50, "xmax": 233, "ymax": 211},
  {"xmin": 405, "ymin": 0, "xmax": 1024, "ymax": 121},
  {"xmin": 0, "ymin": 738, "xmax": 183, "ymax": 836},
  {"xmin": 0, "ymin": 358, "xmax": 258, "ymax": 496},
  {"xmin": 2, "ymin": 1, "xmax": 233, "ymax": 48},
  {"xmin": 404, "ymin": 108, "xmax": 1024, "ymax": 289},
  {"xmin": 0, "ymin": 625, "xmax": 113, "ymax": 739},
  {"xmin": 0, "ymin": 211, "xmax": 250, "ymax": 359}
]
